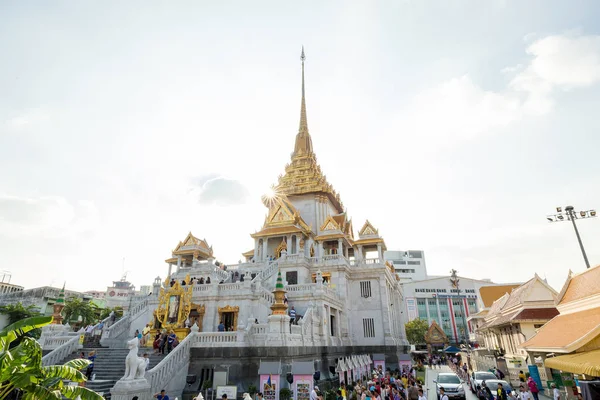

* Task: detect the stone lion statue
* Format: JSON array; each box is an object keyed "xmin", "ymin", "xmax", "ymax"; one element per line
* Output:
[
  {"xmin": 122, "ymin": 337, "xmax": 146, "ymax": 380},
  {"xmin": 193, "ymin": 393, "xmax": 205, "ymax": 400}
]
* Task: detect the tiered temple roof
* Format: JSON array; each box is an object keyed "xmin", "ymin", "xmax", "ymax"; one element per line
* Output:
[{"xmin": 274, "ymin": 47, "xmax": 344, "ymax": 213}]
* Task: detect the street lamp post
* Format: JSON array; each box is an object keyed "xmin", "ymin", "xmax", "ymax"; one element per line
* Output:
[
  {"xmin": 450, "ymin": 269, "xmax": 470, "ymax": 344},
  {"xmin": 547, "ymin": 206, "xmax": 596, "ymax": 269}
]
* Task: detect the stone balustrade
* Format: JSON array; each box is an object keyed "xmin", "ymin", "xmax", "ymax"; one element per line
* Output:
[
  {"xmin": 250, "ymin": 324, "xmax": 268, "ymax": 335},
  {"xmin": 218, "ymin": 283, "xmax": 243, "ymax": 292},
  {"xmin": 213, "ymin": 267, "xmax": 229, "ymax": 282},
  {"xmin": 192, "ymin": 285, "xmax": 212, "ymax": 293},
  {"xmin": 285, "ymin": 283, "xmax": 315, "ymax": 293},
  {"xmin": 43, "ymin": 334, "xmax": 79, "ymax": 350},
  {"xmin": 195, "ymin": 331, "xmax": 238, "ymax": 344},
  {"xmin": 147, "ymin": 329, "xmax": 196, "ymax": 395},
  {"xmin": 259, "ymin": 287, "xmax": 274, "ymax": 304},
  {"xmin": 42, "ymin": 330, "xmax": 84, "ymax": 366}
]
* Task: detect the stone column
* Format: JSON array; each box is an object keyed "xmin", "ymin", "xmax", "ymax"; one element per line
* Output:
[
  {"xmin": 318, "ymin": 241, "xmax": 324, "ymax": 258},
  {"xmin": 287, "ymin": 235, "xmax": 292, "ymax": 254},
  {"xmin": 357, "ymin": 245, "xmax": 364, "ymax": 261},
  {"xmin": 337, "ymin": 239, "xmax": 343, "ymax": 256},
  {"xmin": 263, "ymin": 238, "xmax": 269, "ymax": 261},
  {"xmin": 336, "ymin": 309, "xmax": 342, "ymax": 339},
  {"xmin": 377, "ymin": 244, "xmax": 383, "ymax": 261},
  {"xmin": 296, "ymin": 235, "xmax": 301, "ymax": 255},
  {"xmin": 167, "ymin": 263, "xmax": 173, "ymax": 278},
  {"xmin": 254, "ymin": 239, "xmax": 259, "ymax": 261}
]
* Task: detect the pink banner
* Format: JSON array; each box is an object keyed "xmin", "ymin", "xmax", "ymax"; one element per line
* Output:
[{"xmin": 294, "ymin": 375, "xmax": 312, "ymax": 400}]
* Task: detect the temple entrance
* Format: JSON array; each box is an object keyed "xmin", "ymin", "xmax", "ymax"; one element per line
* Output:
[
  {"xmin": 222, "ymin": 312, "xmax": 235, "ymax": 331},
  {"xmin": 218, "ymin": 305, "xmax": 239, "ymax": 331}
]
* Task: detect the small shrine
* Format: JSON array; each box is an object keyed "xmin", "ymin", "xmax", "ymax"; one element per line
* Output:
[
  {"xmin": 424, "ymin": 320, "xmax": 449, "ymax": 353},
  {"xmin": 153, "ymin": 275, "xmax": 197, "ymax": 340},
  {"xmin": 51, "ymin": 284, "xmax": 66, "ymax": 324}
]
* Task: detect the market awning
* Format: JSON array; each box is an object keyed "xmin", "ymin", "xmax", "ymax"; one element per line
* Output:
[
  {"xmin": 544, "ymin": 349, "xmax": 600, "ymax": 377},
  {"xmin": 444, "ymin": 346, "xmax": 461, "ymax": 353}
]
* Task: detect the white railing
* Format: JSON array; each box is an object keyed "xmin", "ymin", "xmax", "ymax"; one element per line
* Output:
[
  {"xmin": 42, "ymin": 330, "xmax": 83, "ymax": 366},
  {"xmin": 323, "ymin": 286, "xmax": 337, "ymax": 298},
  {"xmin": 260, "ymin": 287, "xmax": 274, "ymax": 304},
  {"xmin": 195, "ymin": 331, "xmax": 238, "ymax": 344},
  {"xmin": 322, "ymin": 254, "xmax": 340, "ymax": 261},
  {"xmin": 146, "ymin": 331, "xmax": 241, "ymax": 394},
  {"xmin": 364, "ymin": 258, "xmax": 381, "ymax": 264},
  {"xmin": 43, "ymin": 335, "xmax": 78, "ymax": 350},
  {"xmin": 101, "ymin": 313, "xmax": 130, "ymax": 341},
  {"xmin": 285, "ymin": 283, "xmax": 315, "ymax": 293},
  {"xmin": 128, "ymin": 297, "xmax": 149, "ymax": 317},
  {"xmin": 147, "ymin": 331, "xmax": 196, "ymax": 394},
  {"xmin": 250, "ymin": 324, "xmax": 268, "ymax": 335},
  {"xmin": 302, "ymin": 307, "xmax": 313, "ymax": 335},
  {"xmin": 218, "ymin": 283, "xmax": 242, "ymax": 292},
  {"xmin": 192, "ymin": 285, "xmax": 212, "ymax": 293},
  {"xmin": 213, "ymin": 267, "xmax": 229, "ymax": 282},
  {"xmin": 251, "ymin": 260, "xmax": 279, "ymax": 284}
]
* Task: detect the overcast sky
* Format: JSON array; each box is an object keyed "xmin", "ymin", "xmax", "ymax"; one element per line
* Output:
[{"xmin": 1, "ymin": 0, "xmax": 600, "ymax": 293}]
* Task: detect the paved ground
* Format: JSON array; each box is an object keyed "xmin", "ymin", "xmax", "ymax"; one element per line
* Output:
[{"xmin": 425, "ymin": 365, "xmax": 477, "ymax": 400}]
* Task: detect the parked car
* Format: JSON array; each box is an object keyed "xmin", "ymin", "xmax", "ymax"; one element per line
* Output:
[
  {"xmin": 470, "ymin": 371, "xmax": 498, "ymax": 392},
  {"xmin": 480, "ymin": 379, "xmax": 514, "ymax": 399},
  {"xmin": 433, "ymin": 372, "xmax": 466, "ymax": 400}
]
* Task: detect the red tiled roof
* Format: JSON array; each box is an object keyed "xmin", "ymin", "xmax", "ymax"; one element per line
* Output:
[{"xmin": 512, "ymin": 308, "xmax": 559, "ymax": 321}]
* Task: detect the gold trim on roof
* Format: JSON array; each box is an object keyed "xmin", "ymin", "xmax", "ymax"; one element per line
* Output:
[
  {"xmin": 273, "ymin": 50, "xmax": 344, "ymax": 213},
  {"xmin": 320, "ymin": 215, "xmax": 341, "ymax": 231},
  {"xmin": 358, "ymin": 220, "xmax": 379, "ymax": 237}
]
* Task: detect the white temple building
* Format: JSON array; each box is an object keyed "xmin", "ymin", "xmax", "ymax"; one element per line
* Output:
[{"xmin": 40, "ymin": 49, "xmax": 409, "ymax": 400}]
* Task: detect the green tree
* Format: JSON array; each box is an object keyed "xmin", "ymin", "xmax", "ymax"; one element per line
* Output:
[
  {"xmin": 98, "ymin": 307, "xmax": 123, "ymax": 321},
  {"xmin": 404, "ymin": 318, "xmax": 429, "ymax": 345},
  {"xmin": 0, "ymin": 303, "xmax": 43, "ymax": 339},
  {"xmin": 0, "ymin": 316, "xmax": 104, "ymax": 399},
  {"xmin": 63, "ymin": 298, "xmax": 98, "ymax": 327}
]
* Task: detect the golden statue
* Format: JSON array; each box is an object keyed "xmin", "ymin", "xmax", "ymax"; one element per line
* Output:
[{"xmin": 153, "ymin": 275, "xmax": 194, "ymax": 340}]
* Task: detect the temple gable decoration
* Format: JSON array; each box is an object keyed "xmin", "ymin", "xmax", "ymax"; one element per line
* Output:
[
  {"xmin": 358, "ymin": 220, "xmax": 378, "ymax": 237},
  {"xmin": 320, "ymin": 215, "xmax": 341, "ymax": 232}
]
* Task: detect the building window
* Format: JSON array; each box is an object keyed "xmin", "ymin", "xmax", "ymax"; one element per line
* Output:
[
  {"xmin": 467, "ymin": 299, "xmax": 477, "ymax": 314},
  {"xmin": 285, "ymin": 271, "xmax": 298, "ymax": 285},
  {"xmin": 360, "ymin": 281, "xmax": 372, "ymax": 298},
  {"xmin": 417, "ymin": 298, "xmax": 428, "ymax": 320},
  {"xmin": 363, "ymin": 318, "xmax": 375, "ymax": 337}
]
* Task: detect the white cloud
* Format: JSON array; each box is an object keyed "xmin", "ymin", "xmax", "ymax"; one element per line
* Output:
[
  {"xmin": 0, "ymin": 195, "xmax": 100, "ymax": 237},
  {"xmin": 396, "ymin": 33, "xmax": 600, "ymax": 145},
  {"xmin": 191, "ymin": 177, "xmax": 250, "ymax": 206}
]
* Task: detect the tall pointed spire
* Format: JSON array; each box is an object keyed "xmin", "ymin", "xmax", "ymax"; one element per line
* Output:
[{"xmin": 293, "ymin": 46, "xmax": 314, "ymax": 157}]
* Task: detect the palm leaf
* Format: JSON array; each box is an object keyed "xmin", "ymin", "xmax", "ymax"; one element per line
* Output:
[
  {"xmin": 10, "ymin": 337, "xmax": 42, "ymax": 371},
  {"xmin": 21, "ymin": 384, "xmax": 62, "ymax": 400},
  {"xmin": 0, "ymin": 316, "xmax": 52, "ymax": 349},
  {"xmin": 63, "ymin": 358, "xmax": 91, "ymax": 370},
  {"xmin": 41, "ymin": 365, "xmax": 86, "ymax": 382},
  {"xmin": 62, "ymin": 385, "xmax": 106, "ymax": 400},
  {"xmin": 10, "ymin": 372, "xmax": 40, "ymax": 388}
]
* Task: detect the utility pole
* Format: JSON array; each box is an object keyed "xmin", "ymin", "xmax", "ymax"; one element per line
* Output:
[{"xmin": 547, "ymin": 206, "xmax": 596, "ymax": 269}]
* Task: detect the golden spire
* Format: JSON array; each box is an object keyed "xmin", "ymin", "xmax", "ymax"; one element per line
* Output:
[{"xmin": 293, "ymin": 46, "xmax": 314, "ymax": 157}]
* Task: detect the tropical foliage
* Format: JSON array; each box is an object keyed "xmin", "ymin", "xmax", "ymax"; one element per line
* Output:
[
  {"xmin": 63, "ymin": 298, "xmax": 98, "ymax": 326},
  {"xmin": 0, "ymin": 316, "xmax": 104, "ymax": 400},
  {"xmin": 404, "ymin": 318, "xmax": 429, "ymax": 345},
  {"xmin": 0, "ymin": 303, "xmax": 42, "ymax": 339},
  {"xmin": 98, "ymin": 306, "xmax": 123, "ymax": 321}
]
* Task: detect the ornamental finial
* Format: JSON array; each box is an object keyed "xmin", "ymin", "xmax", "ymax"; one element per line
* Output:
[{"xmin": 294, "ymin": 46, "xmax": 313, "ymax": 156}]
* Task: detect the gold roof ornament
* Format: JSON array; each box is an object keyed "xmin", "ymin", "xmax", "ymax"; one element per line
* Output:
[{"xmin": 274, "ymin": 47, "xmax": 344, "ymax": 213}]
